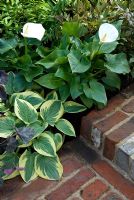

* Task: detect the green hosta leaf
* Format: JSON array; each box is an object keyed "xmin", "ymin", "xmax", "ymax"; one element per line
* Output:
[
  {"xmin": 105, "ymin": 53, "xmax": 130, "ymax": 74},
  {"xmin": 33, "ymin": 133, "xmax": 56, "ymax": 157},
  {"xmin": 0, "ymin": 117, "xmax": 15, "ymax": 138},
  {"xmin": 28, "ymin": 121, "xmax": 48, "ymax": 138},
  {"xmin": 36, "ymin": 49, "xmax": 68, "ymax": 69},
  {"xmin": 45, "ymin": 91, "xmax": 58, "ymax": 101},
  {"xmin": 23, "ymin": 66, "xmax": 43, "ymax": 82},
  {"xmin": 54, "ymin": 133, "xmax": 63, "ymax": 151},
  {"xmin": 14, "ymin": 98, "xmax": 38, "ymax": 124},
  {"xmin": 35, "ymin": 154, "xmax": 63, "ymax": 180},
  {"xmin": 70, "ymin": 76, "xmax": 82, "ymax": 99},
  {"xmin": 5, "ymin": 72, "xmax": 15, "ymax": 95},
  {"xmin": 35, "ymin": 73, "xmax": 63, "ymax": 89},
  {"xmin": 59, "ymin": 84, "xmax": 70, "ymax": 102},
  {"xmin": 55, "ymin": 119, "xmax": 75, "ymax": 137},
  {"xmin": 102, "ymin": 71, "xmax": 121, "ymax": 89},
  {"xmin": 0, "ymin": 38, "xmax": 17, "ymax": 54},
  {"xmin": 19, "ymin": 150, "xmax": 37, "ymax": 183},
  {"xmin": 80, "ymin": 94, "xmax": 93, "ymax": 108},
  {"xmin": 11, "ymin": 91, "xmax": 44, "ymax": 109},
  {"xmin": 68, "ymin": 49, "xmax": 91, "ymax": 73},
  {"xmin": 64, "ymin": 101, "xmax": 86, "ymax": 113},
  {"xmin": 17, "ymin": 54, "xmax": 32, "ymax": 71},
  {"xmin": 55, "ymin": 66, "xmax": 71, "ymax": 81},
  {"xmin": 40, "ymin": 100, "xmax": 64, "ymax": 126},
  {"xmin": 89, "ymin": 80, "xmax": 107, "ymax": 105}
]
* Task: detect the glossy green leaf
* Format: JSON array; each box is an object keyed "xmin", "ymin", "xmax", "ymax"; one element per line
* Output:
[
  {"xmin": 55, "ymin": 119, "xmax": 75, "ymax": 137},
  {"xmin": 0, "ymin": 38, "xmax": 17, "ymax": 54},
  {"xmin": 35, "ymin": 154, "xmax": 63, "ymax": 180},
  {"xmin": 68, "ymin": 49, "xmax": 91, "ymax": 73},
  {"xmin": 105, "ymin": 53, "xmax": 130, "ymax": 74},
  {"xmin": 102, "ymin": 71, "xmax": 121, "ymax": 89},
  {"xmin": 35, "ymin": 73, "xmax": 63, "ymax": 89},
  {"xmin": 14, "ymin": 98, "xmax": 38, "ymax": 124}
]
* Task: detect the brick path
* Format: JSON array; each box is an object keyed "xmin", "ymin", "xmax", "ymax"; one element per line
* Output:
[{"xmin": 0, "ymin": 84, "xmax": 134, "ymax": 200}]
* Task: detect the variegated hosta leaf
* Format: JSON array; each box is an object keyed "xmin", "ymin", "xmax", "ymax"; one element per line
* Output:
[
  {"xmin": 10, "ymin": 91, "xmax": 44, "ymax": 109},
  {"xmin": 64, "ymin": 101, "xmax": 86, "ymax": 113},
  {"xmin": 55, "ymin": 119, "xmax": 75, "ymax": 137},
  {"xmin": 54, "ymin": 133, "xmax": 63, "ymax": 151},
  {"xmin": 45, "ymin": 91, "xmax": 58, "ymax": 101},
  {"xmin": 1, "ymin": 153, "xmax": 19, "ymax": 180},
  {"xmin": 35, "ymin": 154, "xmax": 63, "ymax": 180},
  {"xmin": 19, "ymin": 150, "xmax": 37, "ymax": 183},
  {"xmin": 40, "ymin": 100, "xmax": 64, "ymax": 126},
  {"xmin": 14, "ymin": 98, "xmax": 38, "ymax": 125},
  {"xmin": 0, "ymin": 117, "xmax": 15, "ymax": 138},
  {"xmin": 33, "ymin": 133, "xmax": 56, "ymax": 157}
]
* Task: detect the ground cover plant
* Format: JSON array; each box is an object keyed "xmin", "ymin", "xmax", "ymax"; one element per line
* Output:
[{"xmin": 0, "ymin": 0, "xmax": 133, "ymax": 185}]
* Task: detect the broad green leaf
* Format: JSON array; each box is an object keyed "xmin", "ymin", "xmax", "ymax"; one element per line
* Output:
[
  {"xmin": 13, "ymin": 74, "xmax": 29, "ymax": 92},
  {"xmin": 0, "ymin": 117, "xmax": 15, "ymax": 138},
  {"xmin": 89, "ymin": 80, "xmax": 107, "ymax": 105},
  {"xmin": 0, "ymin": 38, "xmax": 17, "ymax": 54},
  {"xmin": 5, "ymin": 72, "xmax": 15, "ymax": 95},
  {"xmin": 11, "ymin": 91, "xmax": 44, "ymax": 109},
  {"xmin": 99, "ymin": 42, "xmax": 118, "ymax": 54},
  {"xmin": 19, "ymin": 150, "xmax": 37, "ymax": 183},
  {"xmin": 64, "ymin": 101, "xmax": 86, "ymax": 113},
  {"xmin": 35, "ymin": 73, "xmax": 63, "ymax": 89},
  {"xmin": 28, "ymin": 121, "xmax": 48, "ymax": 138},
  {"xmin": 59, "ymin": 84, "xmax": 70, "ymax": 102},
  {"xmin": 80, "ymin": 94, "xmax": 93, "ymax": 108},
  {"xmin": 23, "ymin": 66, "xmax": 43, "ymax": 82},
  {"xmin": 16, "ymin": 127, "xmax": 36, "ymax": 144},
  {"xmin": 68, "ymin": 49, "xmax": 91, "ymax": 73},
  {"xmin": 105, "ymin": 53, "xmax": 130, "ymax": 74},
  {"xmin": 55, "ymin": 66, "xmax": 71, "ymax": 81},
  {"xmin": 70, "ymin": 76, "xmax": 82, "ymax": 99},
  {"xmin": 33, "ymin": 133, "xmax": 56, "ymax": 157},
  {"xmin": 102, "ymin": 71, "xmax": 121, "ymax": 89},
  {"xmin": 35, "ymin": 154, "xmax": 63, "ymax": 180},
  {"xmin": 36, "ymin": 49, "xmax": 68, "ymax": 69},
  {"xmin": 14, "ymin": 98, "xmax": 38, "ymax": 124},
  {"xmin": 55, "ymin": 119, "xmax": 75, "ymax": 137},
  {"xmin": 40, "ymin": 100, "xmax": 64, "ymax": 126}
]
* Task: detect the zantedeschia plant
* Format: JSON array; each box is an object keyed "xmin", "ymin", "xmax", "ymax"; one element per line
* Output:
[
  {"xmin": 99, "ymin": 23, "xmax": 119, "ymax": 43},
  {"xmin": 21, "ymin": 23, "xmax": 45, "ymax": 41}
]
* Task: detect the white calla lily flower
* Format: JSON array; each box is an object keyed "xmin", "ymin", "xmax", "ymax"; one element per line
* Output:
[
  {"xmin": 21, "ymin": 23, "xmax": 45, "ymax": 41},
  {"xmin": 99, "ymin": 23, "xmax": 119, "ymax": 43}
]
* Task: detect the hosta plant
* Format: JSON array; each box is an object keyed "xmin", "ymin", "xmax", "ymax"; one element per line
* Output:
[{"xmin": 0, "ymin": 90, "xmax": 86, "ymax": 184}]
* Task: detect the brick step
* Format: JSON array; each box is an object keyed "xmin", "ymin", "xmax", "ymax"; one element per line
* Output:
[{"xmin": 80, "ymin": 84, "xmax": 134, "ymax": 181}]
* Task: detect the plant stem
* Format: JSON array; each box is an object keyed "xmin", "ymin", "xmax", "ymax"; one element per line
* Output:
[{"xmin": 24, "ymin": 38, "xmax": 28, "ymax": 55}]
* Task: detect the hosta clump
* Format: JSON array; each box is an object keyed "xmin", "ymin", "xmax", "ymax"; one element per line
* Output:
[
  {"xmin": 35, "ymin": 21, "xmax": 130, "ymax": 108},
  {"xmin": 0, "ymin": 91, "xmax": 86, "ymax": 183}
]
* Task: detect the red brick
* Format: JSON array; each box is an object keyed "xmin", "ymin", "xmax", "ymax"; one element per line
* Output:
[
  {"xmin": 103, "ymin": 117, "xmax": 134, "ymax": 160},
  {"xmin": 62, "ymin": 157, "xmax": 84, "ymax": 177},
  {"xmin": 80, "ymin": 116, "xmax": 92, "ymax": 139},
  {"xmin": 92, "ymin": 160, "xmax": 134, "ymax": 200},
  {"xmin": 81, "ymin": 179, "xmax": 109, "ymax": 200},
  {"xmin": 86, "ymin": 95, "xmax": 125, "ymax": 123},
  {"xmin": 102, "ymin": 191, "xmax": 123, "ymax": 200},
  {"xmin": 95, "ymin": 111, "xmax": 128, "ymax": 133},
  {"xmin": 46, "ymin": 168, "xmax": 95, "ymax": 200},
  {"xmin": 122, "ymin": 99, "xmax": 134, "ymax": 113}
]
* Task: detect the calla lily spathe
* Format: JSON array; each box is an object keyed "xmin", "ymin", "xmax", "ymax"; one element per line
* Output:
[
  {"xmin": 21, "ymin": 23, "xmax": 45, "ymax": 41},
  {"xmin": 99, "ymin": 23, "xmax": 119, "ymax": 43}
]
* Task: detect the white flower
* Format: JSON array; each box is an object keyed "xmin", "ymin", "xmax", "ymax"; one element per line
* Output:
[
  {"xmin": 21, "ymin": 23, "xmax": 45, "ymax": 41},
  {"xmin": 99, "ymin": 23, "xmax": 119, "ymax": 43}
]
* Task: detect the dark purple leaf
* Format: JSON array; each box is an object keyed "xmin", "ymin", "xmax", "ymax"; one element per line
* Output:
[
  {"xmin": 16, "ymin": 127, "xmax": 36, "ymax": 144},
  {"xmin": 6, "ymin": 137, "xmax": 18, "ymax": 153},
  {"xmin": 0, "ymin": 71, "xmax": 8, "ymax": 85},
  {"xmin": 0, "ymin": 85, "xmax": 7, "ymax": 101}
]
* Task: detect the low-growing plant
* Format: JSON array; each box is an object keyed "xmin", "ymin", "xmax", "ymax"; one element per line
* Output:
[{"xmin": 0, "ymin": 90, "xmax": 86, "ymax": 184}]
